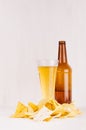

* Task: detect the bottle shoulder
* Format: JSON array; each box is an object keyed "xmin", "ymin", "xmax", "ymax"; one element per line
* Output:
[{"xmin": 57, "ymin": 63, "xmax": 72, "ymax": 72}]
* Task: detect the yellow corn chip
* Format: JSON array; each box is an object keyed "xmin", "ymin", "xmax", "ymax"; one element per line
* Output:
[
  {"xmin": 37, "ymin": 99, "xmax": 48, "ymax": 109},
  {"xmin": 66, "ymin": 109, "xmax": 81, "ymax": 117},
  {"xmin": 45, "ymin": 99, "xmax": 60, "ymax": 111},
  {"xmin": 11, "ymin": 102, "xmax": 28, "ymax": 118},
  {"xmin": 11, "ymin": 112, "xmax": 28, "ymax": 118},
  {"xmin": 11, "ymin": 99, "xmax": 81, "ymax": 121},
  {"xmin": 28, "ymin": 104, "xmax": 34, "ymax": 113},
  {"xmin": 28, "ymin": 102, "xmax": 38, "ymax": 112},
  {"xmin": 43, "ymin": 116, "xmax": 53, "ymax": 122},
  {"xmin": 15, "ymin": 102, "xmax": 28, "ymax": 114}
]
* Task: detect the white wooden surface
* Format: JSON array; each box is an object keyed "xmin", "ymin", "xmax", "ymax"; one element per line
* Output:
[{"xmin": 0, "ymin": 107, "xmax": 86, "ymax": 130}]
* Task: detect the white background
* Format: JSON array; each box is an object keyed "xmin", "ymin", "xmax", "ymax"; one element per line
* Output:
[{"xmin": 0, "ymin": 0, "xmax": 86, "ymax": 108}]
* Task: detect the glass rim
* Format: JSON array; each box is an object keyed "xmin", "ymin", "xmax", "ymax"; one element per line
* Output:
[{"xmin": 37, "ymin": 59, "xmax": 58, "ymax": 66}]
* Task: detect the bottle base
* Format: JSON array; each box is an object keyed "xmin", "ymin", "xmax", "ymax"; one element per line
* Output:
[{"xmin": 55, "ymin": 90, "xmax": 72, "ymax": 104}]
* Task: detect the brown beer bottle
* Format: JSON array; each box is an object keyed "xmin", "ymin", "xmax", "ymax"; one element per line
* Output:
[{"xmin": 55, "ymin": 41, "xmax": 72, "ymax": 104}]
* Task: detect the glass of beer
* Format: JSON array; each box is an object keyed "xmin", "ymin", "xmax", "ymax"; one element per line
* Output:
[{"xmin": 38, "ymin": 60, "xmax": 57, "ymax": 100}]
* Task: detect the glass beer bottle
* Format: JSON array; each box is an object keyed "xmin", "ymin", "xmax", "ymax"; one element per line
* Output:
[{"xmin": 55, "ymin": 41, "xmax": 72, "ymax": 104}]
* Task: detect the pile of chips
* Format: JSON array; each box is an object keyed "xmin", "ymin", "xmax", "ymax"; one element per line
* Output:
[{"xmin": 11, "ymin": 99, "xmax": 81, "ymax": 121}]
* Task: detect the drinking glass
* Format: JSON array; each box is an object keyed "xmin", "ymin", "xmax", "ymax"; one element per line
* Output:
[{"xmin": 38, "ymin": 60, "xmax": 57, "ymax": 100}]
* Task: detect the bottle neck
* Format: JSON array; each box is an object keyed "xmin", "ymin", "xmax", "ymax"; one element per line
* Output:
[{"xmin": 58, "ymin": 41, "xmax": 68, "ymax": 65}]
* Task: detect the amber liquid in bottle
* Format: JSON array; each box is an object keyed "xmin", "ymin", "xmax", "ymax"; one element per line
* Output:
[{"xmin": 55, "ymin": 41, "xmax": 72, "ymax": 104}]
